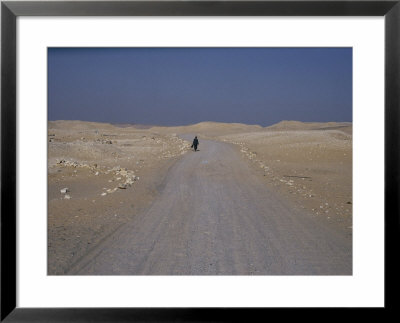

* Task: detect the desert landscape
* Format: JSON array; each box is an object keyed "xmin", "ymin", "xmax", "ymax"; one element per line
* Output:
[{"xmin": 48, "ymin": 120, "xmax": 352, "ymax": 275}]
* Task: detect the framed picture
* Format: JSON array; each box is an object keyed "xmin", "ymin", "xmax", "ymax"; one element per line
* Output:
[{"xmin": 1, "ymin": 0, "xmax": 399, "ymax": 321}]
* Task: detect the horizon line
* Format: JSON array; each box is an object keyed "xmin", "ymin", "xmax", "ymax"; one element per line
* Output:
[{"xmin": 48, "ymin": 119, "xmax": 353, "ymax": 128}]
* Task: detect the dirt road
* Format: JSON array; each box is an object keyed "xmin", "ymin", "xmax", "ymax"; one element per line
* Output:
[{"xmin": 67, "ymin": 138, "xmax": 352, "ymax": 275}]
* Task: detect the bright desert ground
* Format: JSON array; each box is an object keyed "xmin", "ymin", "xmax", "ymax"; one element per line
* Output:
[{"xmin": 48, "ymin": 120, "xmax": 352, "ymax": 274}]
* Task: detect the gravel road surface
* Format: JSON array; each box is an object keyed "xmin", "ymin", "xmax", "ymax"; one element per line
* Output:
[{"xmin": 67, "ymin": 138, "xmax": 352, "ymax": 275}]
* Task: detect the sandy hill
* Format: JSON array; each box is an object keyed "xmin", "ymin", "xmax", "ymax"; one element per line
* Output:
[
  {"xmin": 49, "ymin": 120, "xmax": 117, "ymax": 131},
  {"xmin": 49, "ymin": 120, "xmax": 352, "ymax": 137},
  {"xmin": 265, "ymin": 120, "xmax": 352, "ymax": 134},
  {"xmin": 113, "ymin": 123, "xmax": 157, "ymax": 129},
  {"xmin": 151, "ymin": 121, "xmax": 263, "ymax": 137}
]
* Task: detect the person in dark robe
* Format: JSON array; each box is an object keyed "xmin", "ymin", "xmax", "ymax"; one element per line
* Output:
[{"xmin": 191, "ymin": 136, "xmax": 199, "ymax": 151}]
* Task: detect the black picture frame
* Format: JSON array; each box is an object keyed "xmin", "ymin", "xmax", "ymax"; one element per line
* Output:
[{"xmin": 1, "ymin": 0, "xmax": 399, "ymax": 321}]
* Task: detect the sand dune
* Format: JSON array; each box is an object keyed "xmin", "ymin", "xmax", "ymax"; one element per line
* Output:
[
  {"xmin": 150, "ymin": 121, "xmax": 263, "ymax": 137},
  {"xmin": 265, "ymin": 120, "xmax": 352, "ymax": 131}
]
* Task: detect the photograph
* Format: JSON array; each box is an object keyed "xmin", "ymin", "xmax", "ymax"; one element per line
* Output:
[
  {"xmin": 47, "ymin": 47, "xmax": 353, "ymax": 276},
  {"xmin": 2, "ymin": 0, "xmax": 398, "ymax": 319}
]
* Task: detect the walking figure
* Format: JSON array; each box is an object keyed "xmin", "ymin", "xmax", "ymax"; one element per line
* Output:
[{"xmin": 191, "ymin": 136, "xmax": 199, "ymax": 151}]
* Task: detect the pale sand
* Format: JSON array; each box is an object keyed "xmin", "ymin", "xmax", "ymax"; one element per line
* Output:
[
  {"xmin": 215, "ymin": 122, "xmax": 352, "ymax": 230},
  {"xmin": 48, "ymin": 120, "xmax": 352, "ymax": 274},
  {"xmin": 48, "ymin": 121, "xmax": 190, "ymax": 274}
]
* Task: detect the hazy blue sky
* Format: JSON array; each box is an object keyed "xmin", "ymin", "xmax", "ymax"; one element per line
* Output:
[{"xmin": 48, "ymin": 48, "xmax": 352, "ymax": 127}]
